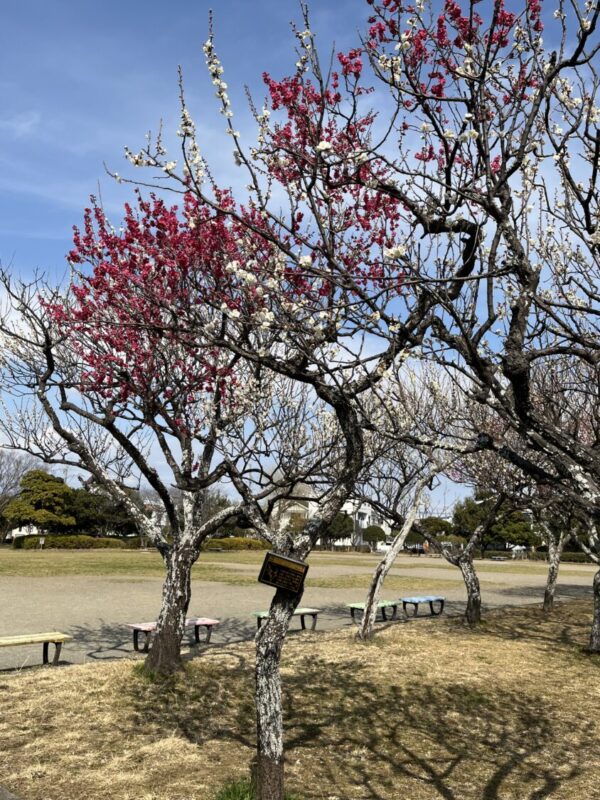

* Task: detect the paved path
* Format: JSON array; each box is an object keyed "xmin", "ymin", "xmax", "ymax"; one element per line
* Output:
[{"xmin": 0, "ymin": 554, "xmax": 595, "ymax": 670}]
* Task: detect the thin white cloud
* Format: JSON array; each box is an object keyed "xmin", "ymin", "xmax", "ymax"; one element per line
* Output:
[{"xmin": 0, "ymin": 111, "xmax": 41, "ymax": 138}]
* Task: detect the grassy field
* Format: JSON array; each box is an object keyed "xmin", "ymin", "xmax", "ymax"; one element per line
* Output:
[
  {"xmin": 0, "ymin": 548, "xmax": 595, "ymax": 599},
  {"xmin": 0, "ymin": 600, "xmax": 598, "ymax": 800}
]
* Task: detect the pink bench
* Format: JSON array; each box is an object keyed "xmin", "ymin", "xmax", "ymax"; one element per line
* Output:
[{"xmin": 126, "ymin": 617, "xmax": 219, "ymax": 652}]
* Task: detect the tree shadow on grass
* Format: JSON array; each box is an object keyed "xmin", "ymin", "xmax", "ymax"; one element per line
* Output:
[
  {"xmin": 460, "ymin": 600, "xmax": 594, "ymax": 654},
  {"xmin": 123, "ymin": 642, "xmax": 598, "ymax": 800},
  {"xmin": 126, "ymin": 648, "xmax": 256, "ymax": 752},
  {"xmin": 282, "ymin": 662, "xmax": 596, "ymax": 800},
  {"xmin": 497, "ymin": 583, "xmax": 592, "ymax": 602}
]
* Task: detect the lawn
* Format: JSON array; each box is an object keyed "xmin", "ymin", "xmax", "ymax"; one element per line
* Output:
[
  {"xmin": 1, "ymin": 600, "xmax": 598, "ymax": 800},
  {"xmin": 0, "ymin": 550, "xmax": 511, "ymax": 591}
]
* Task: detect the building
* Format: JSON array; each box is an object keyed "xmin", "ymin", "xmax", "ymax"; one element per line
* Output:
[{"xmin": 276, "ymin": 491, "xmax": 392, "ymax": 550}]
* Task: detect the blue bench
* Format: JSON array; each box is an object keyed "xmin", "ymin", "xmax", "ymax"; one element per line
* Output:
[
  {"xmin": 401, "ymin": 596, "xmax": 445, "ymax": 616},
  {"xmin": 347, "ymin": 600, "xmax": 400, "ymax": 622}
]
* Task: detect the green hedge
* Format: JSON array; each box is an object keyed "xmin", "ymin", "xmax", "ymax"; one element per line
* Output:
[
  {"xmin": 528, "ymin": 551, "xmax": 595, "ymax": 563},
  {"xmin": 472, "ymin": 549, "xmax": 595, "ymax": 564},
  {"xmin": 204, "ymin": 537, "xmax": 269, "ymax": 551},
  {"xmin": 15, "ymin": 535, "xmax": 126, "ymax": 550},
  {"xmin": 122, "ymin": 536, "xmax": 143, "ymax": 549}
]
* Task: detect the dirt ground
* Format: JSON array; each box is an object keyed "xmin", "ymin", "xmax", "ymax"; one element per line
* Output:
[{"xmin": 0, "ymin": 550, "xmax": 596, "ymax": 671}]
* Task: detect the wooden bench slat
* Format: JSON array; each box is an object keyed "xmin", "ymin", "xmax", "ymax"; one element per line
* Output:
[
  {"xmin": 0, "ymin": 633, "xmax": 72, "ymax": 647},
  {"xmin": 126, "ymin": 618, "xmax": 219, "ymax": 632}
]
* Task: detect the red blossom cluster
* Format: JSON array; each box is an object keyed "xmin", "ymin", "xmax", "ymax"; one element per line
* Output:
[
  {"xmin": 337, "ymin": 48, "xmax": 364, "ymax": 79},
  {"xmin": 260, "ymin": 72, "xmax": 408, "ymax": 285}
]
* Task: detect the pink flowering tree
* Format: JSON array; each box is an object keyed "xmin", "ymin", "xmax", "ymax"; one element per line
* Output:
[
  {"xmin": 0, "ymin": 191, "xmax": 370, "ymax": 800},
  {"xmin": 0, "ymin": 189, "xmax": 359, "ymax": 685}
]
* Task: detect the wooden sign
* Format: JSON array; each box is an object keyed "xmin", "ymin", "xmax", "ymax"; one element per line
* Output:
[{"xmin": 258, "ymin": 552, "xmax": 309, "ymax": 593}]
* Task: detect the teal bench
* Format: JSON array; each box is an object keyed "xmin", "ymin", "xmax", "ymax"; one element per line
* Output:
[
  {"xmin": 401, "ymin": 596, "xmax": 445, "ymax": 616},
  {"xmin": 347, "ymin": 600, "xmax": 400, "ymax": 622},
  {"xmin": 253, "ymin": 608, "xmax": 320, "ymax": 630}
]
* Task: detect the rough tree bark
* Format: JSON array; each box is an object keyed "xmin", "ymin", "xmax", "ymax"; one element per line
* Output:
[
  {"xmin": 590, "ymin": 568, "xmax": 600, "ymax": 654},
  {"xmin": 144, "ymin": 543, "xmax": 198, "ymax": 676},
  {"xmin": 420, "ymin": 496, "xmax": 505, "ymax": 626},
  {"xmin": 572, "ymin": 529, "xmax": 600, "ymax": 652},
  {"xmin": 543, "ymin": 531, "xmax": 569, "ymax": 613},
  {"xmin": 458, "ymin": 556, "xmax": 482, "ymax": 625},
  {"xmin": 255, "ymin": 586, "xmax": 303, "ymax": 800},
  {"xmin": 357, "ymin": 491, "xmax": 423, "ymax": 641}
]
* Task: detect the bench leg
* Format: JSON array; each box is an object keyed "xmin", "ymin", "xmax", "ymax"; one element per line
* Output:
[
  {"xmin": 195, "ymin": 625, "xmax": 212, "ymax": 644},
  {"xmin": 403, "ymin": 602, "xmax": 419, "ymax": 617},
  {"xmin": 310, "ymin": 614, "xmax": 318, "ymax": 631},
  {"xmin": 257, "ymin": 617, "xmax": 263, "ymax": 630},
  {"xmin": 430, "ymin": 600, "xmax": 445, "ymax": 616},
  {"xmin": 42, "ymin": 642, "xmax": 62, "ymax": 665},
  {"xmin": 350, "ymin": 607, "xmax": 358, "ymax": 622},
  {"xmin": 300, "ymin": 614, "xmax": 306, "ymax": 630},
  {"xmin": 133, "ymin": 630, "xmax": 151, "ymax": 653},
  {"xmin": 381, "ymin": 606, "xmax": 389, "ymax": 621}
]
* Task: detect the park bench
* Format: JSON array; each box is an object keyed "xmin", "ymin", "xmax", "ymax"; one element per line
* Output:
[
  {"xmin": 126, "ymin": 617, "xmax": 219, "ymax": 653},
  {"xmin": 490, "ymin": 556, "xmax": 508, "ymax": 561},
  {"xmin": 347, "ymin": 600, "xmax": 401, "ymax": 622},
  {"xmin": 401, "ymin": 596, "xmax": 445, "ymax": 617},
  {"xmin": 0, "ymin": 632, "xmax": 73, "ymax": 666},
  {"xmin": 253, "ymin": 607, "xmax": 320, "ymax": 631}
]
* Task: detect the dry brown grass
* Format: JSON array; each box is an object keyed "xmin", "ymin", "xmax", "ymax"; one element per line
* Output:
[{"xmin": 1, "ymin": 600, "xmax": 599, "ymax": 800}]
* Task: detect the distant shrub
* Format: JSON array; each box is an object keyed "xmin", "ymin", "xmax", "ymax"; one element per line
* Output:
[
  {"xmin": 438, "ymin": 535, "xmax": 468, "ymax": 547},
  {"xmin": 122, "ymin": 536, "xmax": 143, "ymax": 549},
  {"xmin": 18, "ymin": 535, "xmax": 126, "ymax": 550},
  {"xmin": 562, "ymin": 551, "xmax": 595, "ymax": 563},
  {"xmin": 204, "ymin": 537, "xmax": 269, "ymax": 551},
  {"xmin": 473, "ymin": 549, "xmax": 594, "ymax": 564}
]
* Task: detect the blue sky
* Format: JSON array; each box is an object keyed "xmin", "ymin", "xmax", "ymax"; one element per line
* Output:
[{"xmin": 0, "ymin": 0, "xmax": 369, "ymax": 281}]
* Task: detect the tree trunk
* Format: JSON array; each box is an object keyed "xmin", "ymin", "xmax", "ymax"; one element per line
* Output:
[
  {"xmin": 144, "ymin": 545, "xmax": 196, "ymax": 677},
  {"xmin": 589, "ymin": 568, "xmax": 600, "ymax": 653},
  {"xmin": 358, "ymin": 559, "xmax": 387, "ymax": 641},
  {"xmin": 543, "ymin": 534, "xmax": 566, "ymax": 612},
  {"xmin": 357, "ymin": 501, "xmax": 421, "ymax": 641},
  {"xmin": 255, "ymin": 587, "xmax": 301, "ymax": 800},
  {"xmin": 458, "ymin": 556, "xmax": 482, "ymax": 625}
]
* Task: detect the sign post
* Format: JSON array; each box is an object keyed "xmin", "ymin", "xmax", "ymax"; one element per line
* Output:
[{"xmin": 258, "ymin": 552, "xmax": 309, "ymax": 593}]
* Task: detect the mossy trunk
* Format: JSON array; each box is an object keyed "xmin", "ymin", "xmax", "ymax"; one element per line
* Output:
[
  {"xmin": 255, "ymin": 587, "xmax": 301, "ymax": 800},
  {"xmin": 144, "ymin": 545, "xmax": 196, "ymax": 677}
]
